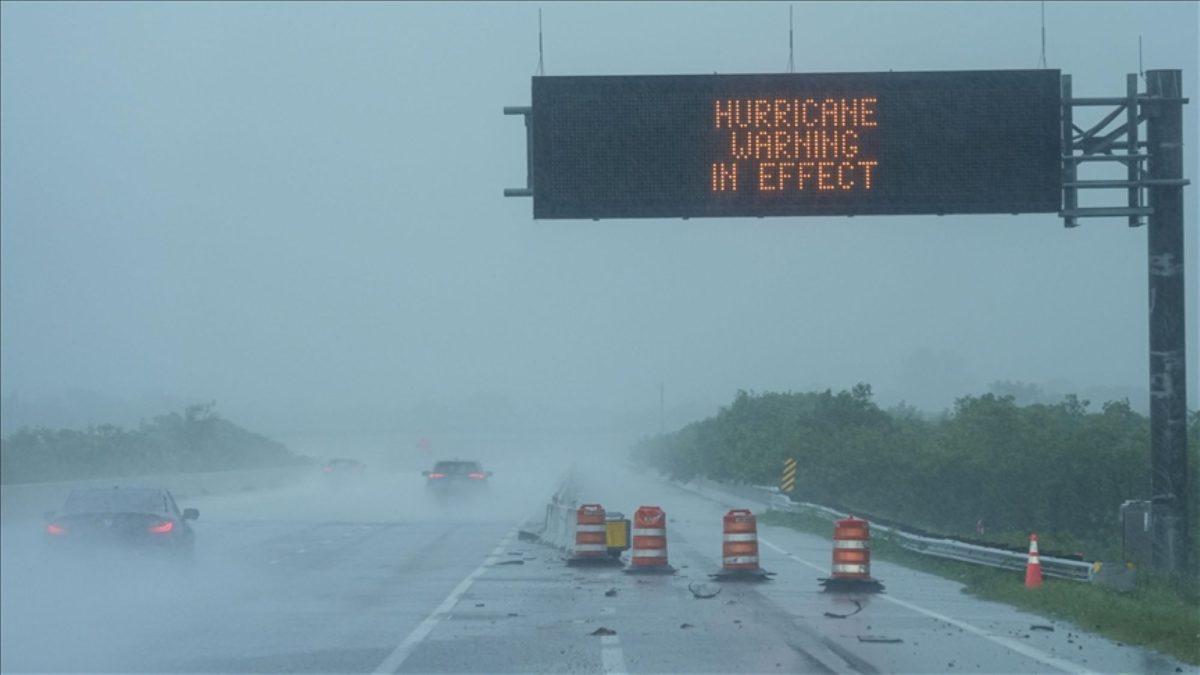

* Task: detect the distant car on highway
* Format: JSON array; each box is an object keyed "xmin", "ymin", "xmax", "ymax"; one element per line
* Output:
[
  {"xmin": 44, "ymin": 486, "xmax": 198, "ymax": 560},
  {"xmin": 423, "ymin": 460, "xmax": 491, "ymax": 498},
  {"xmin": 321, "ymin": 458, "xmax": 366, "ymax": 476}
]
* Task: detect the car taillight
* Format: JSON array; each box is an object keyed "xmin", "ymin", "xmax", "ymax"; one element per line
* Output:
[
  {"xmin": 468, "ymin": 472, "xmax": 486, "ymax": 479},
  {"xmin": 46, "ymin": 523, "xmax": 66, "ymax": 535},
  {"xmin": 321, "ymin": 466, "xmax": 334, "ymax": 473},
  {"xmin": 428, "ymin": 472, "xmax": 446, "ymax": 479},
  {"xmin": 148, "ymin": 520, "xmax": 174, "ymax": 534}
]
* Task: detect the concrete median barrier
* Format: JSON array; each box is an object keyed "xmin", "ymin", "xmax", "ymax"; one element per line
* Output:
[{"xmin": 520, "ymin": 466, "xmax": 581, "ymax": 553}]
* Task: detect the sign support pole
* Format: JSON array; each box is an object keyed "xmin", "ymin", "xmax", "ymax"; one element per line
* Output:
[{"xmin": 1144, "ymin": 69, "xmax": 1190, "ymax": 576}]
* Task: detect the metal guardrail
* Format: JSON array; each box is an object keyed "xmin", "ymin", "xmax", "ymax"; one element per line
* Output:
[
  {"xmin": 761, "ymin": 488, "xmax": 1095, "ymax": 582},
  {"xmin": 683, "ymin": 477, "xmax": 1094, "ymax": 582}
]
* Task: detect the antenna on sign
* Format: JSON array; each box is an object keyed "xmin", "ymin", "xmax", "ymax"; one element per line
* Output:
[
  {"xmin": 537, "ymin": 8, "xmax": 547, "ymax": 76},
  {"xmin": 1038, "ymin": 1, "xmax": 1047, "ymax": 68},
  {"xmin": 787, "ymin": 5, "xmax": 795, "ymax": 73}
]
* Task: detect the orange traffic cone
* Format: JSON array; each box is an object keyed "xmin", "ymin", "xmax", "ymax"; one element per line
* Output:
[{"xmin": 1024, "ymin": 533, "xmax": 1043, "ymax": 589}]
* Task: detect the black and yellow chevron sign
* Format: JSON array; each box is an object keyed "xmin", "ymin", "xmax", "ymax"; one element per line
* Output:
[{"xmin": 780, "ymin": 458, "xmax": 797, "ymax": 493}]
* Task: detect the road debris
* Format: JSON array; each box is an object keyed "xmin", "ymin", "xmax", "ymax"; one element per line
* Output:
[
  {"xmin": 604, "ymin": 588, "xmax": 618, "ymax": 597},
  {"xmin": 1030, "ymin": 624, "xmax": 1055, "ymax": 632},
  {"xmin": 823, "ymin": 600, "xmax": 863, "ymax": 619},
  {"xmin": 857, "ymin": 635, "xmax": 903, "ymax": 644},
  {"xmin": 591, "ymin": 627, "xmax": 617, "ymax": 636},
  {"xmin": 494, "ymin": 560, "xmax": 525, "ymax": 566},
  {"xmin": 680, "ymin": 623, "xmax": 694, "ymax": 629},
  {"xmin": 687, "ymin": 582, "xmax": 722, "ymax": 599}
]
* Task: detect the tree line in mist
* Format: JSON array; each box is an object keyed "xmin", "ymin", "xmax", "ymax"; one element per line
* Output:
[
  {"xmin": 633, "ymin": 385, "xmax": 1200, "ymax": 561},
  {"xmin": 1, "ymin": 402, "xmax": 304, "ymax": 484}
]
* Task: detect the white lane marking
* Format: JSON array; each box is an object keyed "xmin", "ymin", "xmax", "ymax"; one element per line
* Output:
[
  {"xmin": 758, "ymin": 536, "xmax": 1094, "ymax": 674},
  {"xmin": 878, "ymin": 595, "xmax": 1093, "ymax": 675},
  {"xmin": 758, "ymin": 537, "xmax": 825, "ymax": 572},
  {"xmin": 372, "ymin": 529, "xmax": 516, "ymax": 674},
  {"xmin": 599, "ymin": 633, "xmax": 628, "ymax": 675}
]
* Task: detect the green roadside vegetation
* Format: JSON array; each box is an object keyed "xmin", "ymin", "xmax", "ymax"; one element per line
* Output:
[
  {"xmin": 0, "ymin": 402, "xmax": 306, "ymax": 484},
  {"xmin": 633, "ymin": 385, "xmax": 1200, "ymax": 566},
  {"xmin": 760, "ymin": 509, "xmax": 1200, "ymax": 666}
]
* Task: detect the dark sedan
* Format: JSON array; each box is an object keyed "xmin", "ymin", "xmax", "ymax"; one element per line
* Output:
[
  {"xmin": 423, "ymin": 460, "xmax": 491, "ymax": 500},
  {"xmin": 44, "ymin": 486, "xmax": 198, "ymax": 560}
]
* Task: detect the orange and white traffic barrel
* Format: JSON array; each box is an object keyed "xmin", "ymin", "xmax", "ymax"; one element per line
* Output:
[
  {"xmin": 624, "ymin": 505, "xmax": 675, "ymax": 574},
  {"xmin": 820, "ymin": 516, "xmax": 883, "ymax": 591},
  {"xmin": 568, "ymin": 504, "xmax": 618, "ymax": 566},
  {"xmin": 711, "ymin": 508, "xmax": 772, "ymax": 581}
]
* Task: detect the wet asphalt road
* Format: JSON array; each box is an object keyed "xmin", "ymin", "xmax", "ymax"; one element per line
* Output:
[{"xmin": 0, "ymin": 449, "xmax": 1188, "ymax": 674}]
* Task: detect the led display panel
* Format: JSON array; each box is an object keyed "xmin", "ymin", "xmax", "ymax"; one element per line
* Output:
[{"xmin": 530, "ymin": 70, "xmax": 1062, "ymax": 219}]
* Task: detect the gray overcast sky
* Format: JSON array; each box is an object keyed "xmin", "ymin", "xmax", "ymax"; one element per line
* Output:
[{"xmin": 1, "ymin": 1, "xmax": 1197, "ymax": 434}]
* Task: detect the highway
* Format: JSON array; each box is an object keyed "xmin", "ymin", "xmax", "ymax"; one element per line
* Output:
[{"xmin": 0, "ymin": 436, "xmax": 1187, "ymax": 674}]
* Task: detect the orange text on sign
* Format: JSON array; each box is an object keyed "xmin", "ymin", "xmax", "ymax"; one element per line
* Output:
[{"xmin": 711, "ymin": 96, "xmax": 880, "ymax": 194}]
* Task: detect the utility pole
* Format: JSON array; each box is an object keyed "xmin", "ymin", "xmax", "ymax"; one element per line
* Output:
[
  {"xmin": 659, "ymin": 383, "xmax": 665, "ymax": 434},
  {"xmin": 1144, "ymin": 69, "xmax": 1190, "ymax": 575}
]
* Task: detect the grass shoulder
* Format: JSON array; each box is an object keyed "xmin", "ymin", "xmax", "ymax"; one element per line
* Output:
[{"xmin": 759, "ymin": 509, "xmax": 1200, "ymax": 666}]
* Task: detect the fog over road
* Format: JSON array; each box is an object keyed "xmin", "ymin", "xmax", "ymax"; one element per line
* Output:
[
  {"xmin": 0, "ymin": 434, "xmax": 1185, "ymax": 674},
  {"xmin": 2, "ymin": 3, "xmax": 1195, "ymax": 673}
]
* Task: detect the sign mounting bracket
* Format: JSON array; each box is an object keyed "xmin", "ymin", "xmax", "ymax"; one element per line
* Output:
[
  {"xmin": 503, "ymin": 106, "xmax": 533, "ymax": 198},
  {"xmin": 1058, "ymin": 73, "xmax": 1189, "ymax": 226}
]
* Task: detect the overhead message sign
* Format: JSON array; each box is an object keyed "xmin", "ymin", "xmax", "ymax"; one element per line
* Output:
[{"xmin": 529, "ymin": 70, "xmax": 1061, "ymax": 219}]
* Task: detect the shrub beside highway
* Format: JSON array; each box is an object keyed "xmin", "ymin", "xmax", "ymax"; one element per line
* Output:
[
  {"xmin": 0, "ymin": 402, "xmax": 305, "ymax": 484},
  {"xmin": 634, "ymin": 385, "xmax": 1200, "ymax": 564}
]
